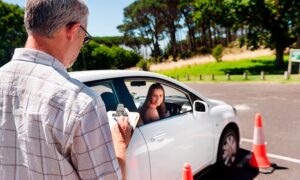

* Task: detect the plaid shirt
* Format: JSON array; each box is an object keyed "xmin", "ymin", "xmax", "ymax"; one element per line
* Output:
[{"xmin": 0, "ymin": 48, "xmax": 121, "ymax": 180}]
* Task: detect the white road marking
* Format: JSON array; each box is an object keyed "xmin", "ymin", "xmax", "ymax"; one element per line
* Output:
[
  {"xmin": 249, "ymin": 96, "xmax": 287, "ymax": 101},
  {"xmin": 241, "ymin": 138, "xmax": 268, "ymax": 145},
  {"xmin": 234, "ymin": 104, "xmax": 251, "ymax": 111},
  {"xmin": 241, "ymin": 138, "xmax": 253, "ymax": 143},
  {"xmin": 241, "ymin": 138, "xmax": 300, "ymax": 164},
  {"xmin": 267, "ymin": 153, "xmax": 300, "ymax": 164}
]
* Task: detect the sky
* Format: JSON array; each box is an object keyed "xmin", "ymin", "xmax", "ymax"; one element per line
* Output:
[{"xmin": 3, "ymin": 0, "xmax": 135, "ymax": 37}]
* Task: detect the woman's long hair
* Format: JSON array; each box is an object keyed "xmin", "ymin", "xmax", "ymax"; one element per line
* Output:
[{"xmin": 140, "ymin": 83, "xmax": 167, "ymax": 122}]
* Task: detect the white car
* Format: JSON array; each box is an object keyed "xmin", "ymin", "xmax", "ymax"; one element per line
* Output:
[{"xmin": 70, "ymin": 70, "xmax": 240, "ymax": 180}]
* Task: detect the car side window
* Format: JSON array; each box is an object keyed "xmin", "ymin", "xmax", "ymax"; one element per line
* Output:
[
  {"xmin": 125, "ymin": 79, "xmax": 192, "ymax": 124},
  {"xmin": 88, "ymin": 81, "xmax": 119, "ymax": 111},
  {"xmin": 163, "ymin": 85, "xmax": 192, "ymax": 115}
]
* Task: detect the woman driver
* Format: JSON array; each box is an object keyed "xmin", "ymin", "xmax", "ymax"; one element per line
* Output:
[{"xmin": 139, "ymin": 83, "xmax": 169, "ymax": 124}]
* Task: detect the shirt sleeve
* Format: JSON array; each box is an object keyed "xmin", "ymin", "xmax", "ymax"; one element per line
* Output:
[{"xmin": 71, "ymin": 99, "xmax": 122, "ymax": 180}]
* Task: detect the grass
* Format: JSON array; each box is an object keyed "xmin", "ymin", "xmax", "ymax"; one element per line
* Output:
[{"xmin": 156, "ymin": 55, "xmax": 300, "ymax": 83}]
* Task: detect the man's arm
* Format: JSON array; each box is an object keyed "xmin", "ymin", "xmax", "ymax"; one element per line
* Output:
[
  {"xmin": 111, "ymin": 116, "xmax": 132, "ymax": 180},
  {"xmin": 71, "ymin": 102, "xmax": 122, "ymax": 180}
]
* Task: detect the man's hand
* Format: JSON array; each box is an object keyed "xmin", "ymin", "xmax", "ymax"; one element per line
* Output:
[
  {"xmin": 116, "ymin": 116, "xmax": 132, "ymax": 146},
  {"xmin": 111, "ymin": 116, "xmax": 132, "ymax": 180}
]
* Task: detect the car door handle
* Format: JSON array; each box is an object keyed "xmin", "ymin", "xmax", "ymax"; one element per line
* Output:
[{"xmin": 150, "ymin": 133, "xmax": 166, "ymax": 142}]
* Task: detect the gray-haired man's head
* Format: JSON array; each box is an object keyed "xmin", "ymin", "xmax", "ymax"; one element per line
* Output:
[{"xmin": 24, "ymin": 0, "xmax": 89, "ymax": 38}]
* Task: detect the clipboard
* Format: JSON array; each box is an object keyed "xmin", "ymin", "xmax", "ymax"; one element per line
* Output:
[{"xmin": 107, "ymin": 106, "xmax": 140, "ymax": 130}]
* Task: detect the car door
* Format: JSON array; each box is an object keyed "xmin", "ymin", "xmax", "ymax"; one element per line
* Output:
[
  {"xmin": 125, "ymin": 79, "xmax": 214, "ymax": 179},
  {"xmin": 86, "ymin": 79, "xmax": 151, "ymax": 180}
]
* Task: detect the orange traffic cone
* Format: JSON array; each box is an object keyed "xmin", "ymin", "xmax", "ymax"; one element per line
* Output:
[
  {"xmin": 182, "ymin": 163, "xmax": 193, "ymax": 180},
  {"xmin": 249, "ymin": 114, "xmax": 274, "ymax": 173}
]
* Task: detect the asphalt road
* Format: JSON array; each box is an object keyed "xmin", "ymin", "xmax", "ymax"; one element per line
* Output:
[{"xmin": 186, "ymin": 82, "xmax": 300, "ymax": 180}]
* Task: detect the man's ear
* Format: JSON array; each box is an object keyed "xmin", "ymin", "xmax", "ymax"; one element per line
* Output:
[{"xmin": 66, "ymin": 23, "xmax": 80, "ymax": 41}]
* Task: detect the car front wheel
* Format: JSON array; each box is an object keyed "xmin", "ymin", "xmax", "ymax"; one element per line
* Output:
[{"xmin": 217, "ymin": 129, "xmax": 239, "ymax": 168}]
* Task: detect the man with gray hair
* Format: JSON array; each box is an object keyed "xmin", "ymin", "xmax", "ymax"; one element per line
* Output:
[{"xmin": 0, "ymin": 0, "xmax": 131, "ymax": 179}]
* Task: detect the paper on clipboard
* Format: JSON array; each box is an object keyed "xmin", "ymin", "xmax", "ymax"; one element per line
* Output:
[{"xmin": 107, "ymin": 108, "xmax": 140, "ymax": 130}]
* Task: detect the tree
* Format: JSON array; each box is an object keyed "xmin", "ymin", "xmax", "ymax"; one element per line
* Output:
[
  {"xmin": 193, "ymin": 0, "xmax": 237, "ymax": 49},
  {"xmin": 117, "ymin": 21, "xmax": 152, "ymax": 54},
  {"xmin": 122, "ymin": 35, "xmax": 151, "ymax": 54},
  {"xmin": 119, "ymin": 0, "xmax": 164, "ymax": 61},
  {"xmin": 0, "ymin": 0, "xmax": 26, "ymax": 66},
  {"xmin": 180, "ymin": 0, "xmax": 197, "ymax": 52},
  {"xmin": 160, "ymin": 0, "xmax": 181, "ymax": 61},
  {"xmin": 92, "ymin": 36, "xmax": 123, "ymax": 47},
  {"xmin": 231, "ymin": 0, "xmax": 299, "ymax": 68},
  {"xmin": 294, "ymin": 1, "xmax": 300, "ymax": 48},
  {"xmin": 118, "ymin": 0, "xmax": 299, "ymax": 66}
]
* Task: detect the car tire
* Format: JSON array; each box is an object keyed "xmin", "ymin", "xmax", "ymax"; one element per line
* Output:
[{"xmin": 217, "ymin": 129, "xmax": 239, "ymax": 169}]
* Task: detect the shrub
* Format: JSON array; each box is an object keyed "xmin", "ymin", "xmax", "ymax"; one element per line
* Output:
[
  {"xmin": 74, "ymin": 42, "xmax": 142, "ymax": 70},
  {"xmin": 137, "ymin": 59, "xmax": 150, "ymax": 71},
  {"xmin": 212, "ymin": 45, "xmax": 224, "ymax": 62},
  {"xmin": 197, "ymin": 46, "xmax": 211, "ymax": 54},
  {"xmin": 179, "ymin": 51, "xmax": 193, "ymax": 59}
]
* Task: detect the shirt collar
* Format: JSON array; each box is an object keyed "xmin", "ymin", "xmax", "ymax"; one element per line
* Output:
[{"xmin": 12, "ymin": 48, "xmax": 68, "ymax": 74}]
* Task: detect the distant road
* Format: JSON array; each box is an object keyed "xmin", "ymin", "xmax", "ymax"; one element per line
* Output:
[{"xmin": 187, "ymin": 83, "xmax": 300, "ymax": 180}]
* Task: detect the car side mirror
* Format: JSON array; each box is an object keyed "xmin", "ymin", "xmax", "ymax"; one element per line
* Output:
[{"xmin": 193, "ymin": 100, "xmax": 208, "ymax": 115}]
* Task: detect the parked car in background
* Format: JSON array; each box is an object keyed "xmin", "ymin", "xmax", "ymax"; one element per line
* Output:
[{"xmin": 70, "ymin": 70, "xmax": 240, "ymax": 180}]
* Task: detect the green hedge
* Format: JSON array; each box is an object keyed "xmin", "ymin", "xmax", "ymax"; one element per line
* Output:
[{"xmin": 71, "ymin": 40, "xmax": 142, "ymax": 71}]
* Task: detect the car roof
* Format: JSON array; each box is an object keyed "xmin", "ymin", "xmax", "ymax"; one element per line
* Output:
[{"xmin": 69, "ymin": 70, "xmax": 173, "ymax": 83}]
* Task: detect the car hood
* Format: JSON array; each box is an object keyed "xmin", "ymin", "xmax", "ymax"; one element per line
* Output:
[{"xmin": 207, "ymin": 98, "xmax": 227, "ymax": 106}]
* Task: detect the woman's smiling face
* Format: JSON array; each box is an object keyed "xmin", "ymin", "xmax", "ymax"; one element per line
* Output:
[{"xmin": 150, "ymin": 89, "xmax": 164, "ymax": 107}]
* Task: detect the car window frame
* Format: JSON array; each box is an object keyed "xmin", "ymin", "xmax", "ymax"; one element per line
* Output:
[
  {"xmin": 84, "ymin": 79, "xmax": 120, "ymax": 110},
  {"xmin": 124, "ymin": 77, "xmax": 195, "ymax": 125},
  {"xmin": 82, "ymin": 76, "xmax": 207, "ymax": 127},
  {"xmin": 84, "ymin": 78, "xmax": 139, "ymax": 112}
]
